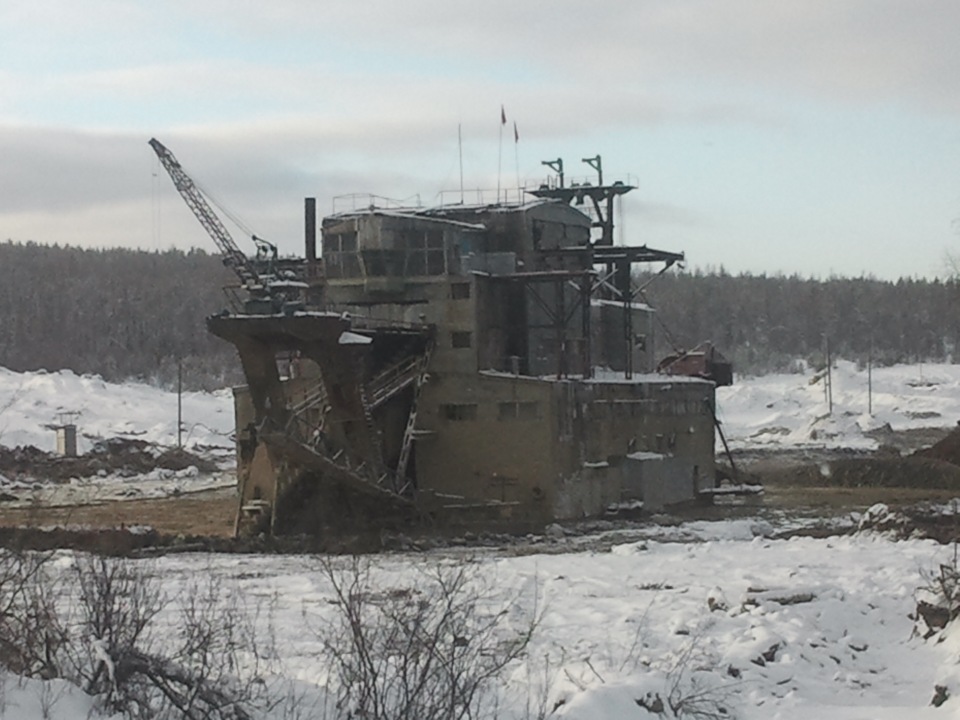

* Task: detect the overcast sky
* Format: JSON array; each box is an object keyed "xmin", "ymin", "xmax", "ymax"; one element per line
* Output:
[{"xmin": 2, "ymin": 1, "xmax": 959, "ymax": 279}]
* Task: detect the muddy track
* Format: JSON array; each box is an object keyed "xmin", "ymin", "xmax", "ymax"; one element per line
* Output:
[{"xmin": 2, "ymin": 425, "xmax": 960, "ymax": 555}]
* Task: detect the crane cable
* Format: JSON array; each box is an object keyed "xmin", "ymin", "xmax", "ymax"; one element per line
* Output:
[{"xmin": 190, "ymin": 174, "xmax": 256, "ymax": 242}]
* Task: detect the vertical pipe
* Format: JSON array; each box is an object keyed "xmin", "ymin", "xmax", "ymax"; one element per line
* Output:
[
  {"xmin": 304, "ymin": 197, "xmax": 317, "ymax": 261},
  {"xmin": 618, "ymin": 260, "xmax": 633, "ymax": 380},
  {"xmin": 557, "ymin": 278, "xmax": 566, "ymax": 378},
  {"xmin": 458, "ymin": 124, "xmax": 464, "ymax": 204},
  {"xmin": 581, "ymin": 271, "xmax": 592, "ymax": 379}
]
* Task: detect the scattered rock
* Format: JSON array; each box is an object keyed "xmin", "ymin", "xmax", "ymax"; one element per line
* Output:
[
  {"xmin": 707, "ymin": 586, "xmax": 729, "ymax": 612},
  {"xmin": 744, "ymin": 588, "xmax": 817, "ymax": 607},
  {"xmin": 857, "ymin": 502, "xmax": 914, "ymax": 537},
  {"xmin": 751, "ymin": 642, "xmax": 781, "ymax": 667},
  {"xmin": 750, "ymin": 520, "xmax": 775, "ymax": 538},
  {"xmin": 916, "ymin": 600, "xmax": 952, "ymax": 635},
  {"xmin": 545, "ymin": 523, "xmax": 565, "ymax": 540},
  {"xmin": 932, "ymin": 684, "xmax": 949, "ymax": 707},
  {"xmin": 635, "ymin": 692, "xmax": 664, "ymax": 714}
]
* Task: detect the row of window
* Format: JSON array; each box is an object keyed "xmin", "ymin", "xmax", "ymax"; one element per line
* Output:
[
  {"xmin": 590, "ymin": 398, "xmax": 707, "ymax": 418},
  {"xmin": 441, "ymin": 401, "xmax": 540, "ymax": 422},
  {"xmin": 323, "ymin": 230, "xmax": 456, "ymax": 279}
]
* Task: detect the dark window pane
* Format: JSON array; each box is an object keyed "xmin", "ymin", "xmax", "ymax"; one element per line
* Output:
[
  {"xmin": 442, "ymin": 403, "xmax": 477, "ymax": 421},
  {"xmin": 518, "ymin": 402, "xmax": 538, "ymax": 420},
  {"xmin": 406, "ymin": 252, "xmax": 426, "ymax": 276},
  {"xmin": 427, "ymin": 250, "xmax": 445, "ymax": 275},
  {"xmin": 362, "ymin": 250, "xmax": 386, "ymax": 276},
  {"xmin": 342, "ymin": 253, "xmax": 361, "ymax": 278}
]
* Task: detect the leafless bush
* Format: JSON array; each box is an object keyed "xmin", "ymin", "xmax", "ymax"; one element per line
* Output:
[
  {"xmin": 61, "ymin": 555, "xmax": 284, "ymax": 719},
  {"xmin": 663, "ymin": 629, "xmax": 737, "ymax": 720},
  {"xmin": 157, "ymin": 574, "xmax": 280, "ymax": 719},
  {"xmin": 562, "ymin": 610, "xmax": 737, "ymax": 720},
  {"xmin": 0, "ymin": 550, "xmax": 64, "ymax": 679},
  {"xmin": 67, "ymin": 554, "xmax": 165, "ymax": 703},
  {"xmin": 916, "ymin": 543, "xmax": 960, "ymax": 636},
  {"xmin": 0, "ymin": 550, "xmax": 310, "ymax": 719},
  {"xmin": 313, "ymin": 556, "xmax": 539, "ymax": 720}
]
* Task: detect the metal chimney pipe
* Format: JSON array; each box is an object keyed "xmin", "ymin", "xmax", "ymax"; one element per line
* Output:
[{"xmin": 304, "ymin": 197, "xmax": 317, "ymax": 261}]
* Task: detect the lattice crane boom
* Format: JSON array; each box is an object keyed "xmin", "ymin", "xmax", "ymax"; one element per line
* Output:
[{"xmin": 148, "ymin": 138, "xmax": 262, "ymax": 288}]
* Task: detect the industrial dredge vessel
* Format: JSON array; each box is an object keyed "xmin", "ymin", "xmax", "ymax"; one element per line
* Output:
[{"xmin": 151, "ymin": 140, "xmax": 728, "ymax": 536}]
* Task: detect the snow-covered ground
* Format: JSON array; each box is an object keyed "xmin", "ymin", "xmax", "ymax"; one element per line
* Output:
[
  {"xmin": 0, "ymin": 367, "xmax": 236, "ymax": 502},
  {"xmin": 717, "ymin": 359, "xmax": 960, "ymax": 451},
  {"xmin": 3, "ymin": 529, "xmax": 957, "ymax": 719},
  {"xmin": 5, "ymin": 358, "xmax": 960, "ymax": 464},
  {"xmin": 3, "ymin": 359, "xmax": 960, "ymax": 504},
  {"xmin": 0, "ymin": 366, "xmax": 234, "ymax": 455},
  {"xmin": 1, "ymin": 363, "xmax": 959, "ymax": 718}
]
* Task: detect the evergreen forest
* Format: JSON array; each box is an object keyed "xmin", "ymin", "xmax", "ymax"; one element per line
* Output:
[{"xmin": 0, "ymin": 240, "xmax": 956, "ymax": 389}]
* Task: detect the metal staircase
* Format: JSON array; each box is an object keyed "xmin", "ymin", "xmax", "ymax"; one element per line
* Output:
[
  {"xmin": 263, "ymin": 340, "xmax": 434, "ymax": 514},
  {"xmin": 394, "ymin": 340, "xmax": 434, "ymax": 486}
]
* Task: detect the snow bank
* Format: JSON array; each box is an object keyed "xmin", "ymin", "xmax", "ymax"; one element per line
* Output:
[
  {"xmin": 717, "ymin": 360, "xmax": 960, "ymax": 451},
  {"xmin": 0, "ymin": 367, "xmax": 233, "ymax": 454}
]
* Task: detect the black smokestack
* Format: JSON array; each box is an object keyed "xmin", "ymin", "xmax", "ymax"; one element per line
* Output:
[{"xmin": 304, "ymin": 197, "xmax": 317, "ymax": 261}]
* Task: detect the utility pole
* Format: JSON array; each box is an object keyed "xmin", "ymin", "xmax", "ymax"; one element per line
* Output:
[
  {"xmin": 177, "ymin": 358, "xmax": 183, "ymax": 449},
  {"xmin": 824, "ymin": 335, "xmax": 833, "ymax": 414},
  {"xmin": 868, "ymin": 338, "xmax": 873, "ymax": 415}
]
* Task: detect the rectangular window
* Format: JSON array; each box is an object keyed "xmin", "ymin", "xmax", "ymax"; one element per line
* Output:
[
  {"xmin": 498, "ymin": 401, "xmax": 539, "ymax": 420},
  {"xmin": 340, "ymin": 232, "xmax": 357, "ymax": 252},
  {"xmin": 426, "ymin": 229, "xmax": 444, "ymax": 249},
  {"xmin": 361, "ymin": 249, "xmax": 404, "ymax": 278},
  {"xmin": 426, "ymin": 249, "xmax": 445, "ymax": 275},
  {"xmin": 398, "ymin": 228, "xmax": 446, "ymax": 277},
  {"xmin": 518, "ymin": 401, "xmax": 538, "ymax": 420},
  {"xmin": 442, "ymin": 403, "xmax": 477, "ymax": 421},
  {"xmin": 451, "ymin": 282, "xmax": 471, "ymax": 300},
  {"xmin": 405, "ymin": 251, "xmax": 427, "ymax": 277},
  {"xmin": 322, "ymin": 232, "xmax": 361, "ymax": 279},
  {"xmin": 452, "ymin": 331, "xmax": 472, "ymax": 348}
]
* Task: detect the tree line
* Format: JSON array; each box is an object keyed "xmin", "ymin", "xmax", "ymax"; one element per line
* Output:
[
  {"xmin": 0, "ymin": 240, "xmax": 957, "ymax": 388},
  {"xmin": 0, "ymin": 241, "xmax": 241, "ymax": 390},
  {"xmin": 641, "ymin": 268, "xmax": 960, "ymax": 376}
]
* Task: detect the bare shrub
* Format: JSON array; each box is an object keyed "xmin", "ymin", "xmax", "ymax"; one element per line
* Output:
[
  {"xmin": 62, "ymin": 554, "xmax": 166, "ymax": 715},
  {"xmin": 916, "ymin": 543, "xmax": 960, "ymax": 637},
  {"xmin": 313, "ymin": 556, "xmax": 539, "ymax": 720},
  {"xmin": 664, "ymin": 629, "xmax": 737, "ymax": 720},
  {"xmin": 156, "ymin": 574, "xmax": 279, "ymax": 719},
  {"xmin": 0, "ymin": 550, "xmax": 64, "ymax": 679},
  {"xmin": 561, "ymin": 609, "xmax": 738, "ymax": 720},
  {"xmin": 62, "ymin": 555, "xmax": 283, "ymax": 720}
]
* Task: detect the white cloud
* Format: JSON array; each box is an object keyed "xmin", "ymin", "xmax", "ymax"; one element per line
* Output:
[
  {"xmin": 160, "ymin": 0, "xmax": 960, "ymax": 114},
  {"xmin": 1, "ymin": 0, "xmax": 958, "ymax": 280}
]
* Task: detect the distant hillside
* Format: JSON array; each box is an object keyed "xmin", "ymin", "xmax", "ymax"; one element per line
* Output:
[
  {"xmin": 0, "ymin": 241, "xmax": 240, "ymax": 390},
  {"xmin": 0, "ymin": 240, "xmax": 957, "ymax": 387},
  {"xmin": 641, "ymin": 269, "xmax": 960, "ymax": 375}
]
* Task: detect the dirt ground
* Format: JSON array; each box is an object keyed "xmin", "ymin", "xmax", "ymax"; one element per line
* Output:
[
  {"xmin": 2, "ymin": 425, "xmax": 960, "ymax": 552},
  {"xmin": 0, "ymin": 487, "xmax": 238, "ymax": 538}
]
